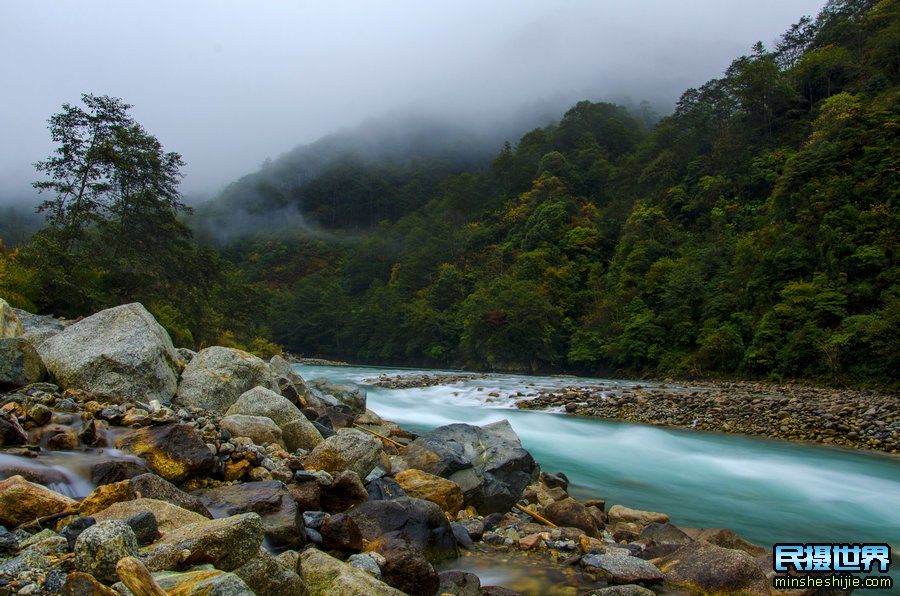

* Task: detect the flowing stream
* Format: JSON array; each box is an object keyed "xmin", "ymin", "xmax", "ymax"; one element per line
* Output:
[{"xmin": 298, "ymin": 363, "xmax": 900, "ymax": 592}]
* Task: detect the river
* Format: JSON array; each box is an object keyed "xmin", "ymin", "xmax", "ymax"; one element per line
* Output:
[{"xmin": 297, "ymin": 363, "xmax": 900, "ymax": 592}]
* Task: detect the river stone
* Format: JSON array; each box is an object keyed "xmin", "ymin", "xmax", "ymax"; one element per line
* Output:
[
  {"xmin": 587, "ymin": 586, "xmax": 656, "ymax": 596},
  {"xmin": 0, "ymin": 411, "xmax": 27, "ymax": 447},
  {"xmin": 131, "ymin": 473, "xmax": 212, "ymax": 517},
  {"xmin": 321, "ymin": 512, "xmax": 363, "ymax": 551},
  {"xmin": 639, "ymin": 522, "xmax": 693, "ymax": 546},
  {"xmin": 175, "ymin": 346, "xmax": 277, "ymax": 412},
  {"xmin": 581, "ymin": 554, "xmax": 664, "ymax": 585},
  {"xmin": 62, "ymin": 571, "xmax": 118, "ymax": 595},
  {"xmin": 36, "ymin": 303, "xmax": 180, "ymax": 404},
  {"xmin": 12, "ymin": 308, "xmax": 68, "ymax": 348},
  {"xmin": 686, "ymin": 527, "xmax": 767, "ymax": 556},
  {"xmin": 0, "ymin": 298, "xmax": 23, "ymax": 338},
  {"xmin": 401, "ymin": 420, "xmax": 539, "ymax": 514},
  {"xmin": 542, "ymin": 497, "xmax": 603, "ymax": 538},
  {"xmin": 270, "ymin": 355, "xmax": 314, "ymax": 402},
  {"xmin": 395, "ymin": 469, "xmax": 464, "ymax": 516},
  {"xmin": 116, "ymin": 424, "xmax": 214, "ymax": 484},
  {"xmin": 93, "ymin": 498, "xmax": 207, "ymax": 533},
  {"xmin": 307, "ymin": 378, "xmax": 367, "ymax": 416},
  {"xmin": 347, "ymin": 496, "xmax": 457, "ymax": 562},
  {"xmin": 220, "ymin": 414, "xmax": 285, "ymax": 448},
  {"xmin": 607, "ymin": 504, "xmax": 669, "ymax": 527},
  {"xmin": 192, "ymin": 481, "xmax": 305, "ymax": 548},
  {"xmin": 368, "ymin": 534, "xmax": 439, "ymax": 596},
  {"xmin": 152, "ymin": 568, "xmax": 254, "ymax": 595},
  {"xmin": 348, "ymin": 553, "xmax": 381, "ymax": 578},
  {"xmin": 78, "ymin": 479, "xmax": 136, "ymax": 516},
  {"xmin": 225, "ymin": 386, "xmax": 322, "ymax": 451},
  {"xmin": 233, "ymin": 549, "xmax": 307, "ymax": 596},
  {"xmin": 438, "ymin": 571, "xmax": 482, "ymax": 596},
  {"xmin": 367, "ymin": 477, "xmax": 407, "ymax": 501},
  {"xmin": 90, "ymin": 459, "xmax": 152, "ymax": 486},
  {"xmin": 0, "ymin": 337, "xmax": 46, "ymax": 387},
  {"xmin": 657, "ymin": 541, "xmax": 767, "ymax": 593},
  {"xmin": 301, "ymin": 548, "xmax": 406, "ymax": 596},
  {"xmin": 0, "ymin": 475, "xmax": 76, "ymax": 527},
  {"xmin": 74, "ymin": 520, "xmax": 139, "ymax": 583},
  {"xmin": 142, "ymin": 512, "xmax": 264, "ymax": 572},
  {"xmin": 305, "ymin": 428, "xmax": 382, "ymax": 479}
]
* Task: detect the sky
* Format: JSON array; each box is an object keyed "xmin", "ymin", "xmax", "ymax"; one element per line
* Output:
[{"xmin": 1, "ymin": 0, "xmax": 827, "ymax": 200}]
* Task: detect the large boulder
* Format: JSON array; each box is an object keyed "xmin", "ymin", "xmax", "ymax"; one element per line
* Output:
[
  {"xmin": 193, "ymin": 481, "xmax": 305, "ymax": 548},
  {"xmin": 175, "ymin": 346, "xmax": 277, "ymax": 412},
  {"xmin": 116, "ymin": 424, "xmax": 215, "ymax": 484},
  {"xmin": 12, "ymin": 308, "xmax": 67, "ymax": 348},
  {"xmin": 657, "ymin": 541, "xmax": 768, "ymax": 593},
  {"xmin": 36, "ymin": 303, "xmax": 180, "ymax": 404},
  {"xmin": 394, "ymin": 469, "xmax": 463, "ymax": 516},
  {"xmin": 0, "ymin": 475, "xmax": 76, "ymax": 527},
  {"xmin": 141, "ymin": 513, "xmax": 264, "ymax": 572},
  {"xmin": 307, "ymin": 378, "xmax": 367, "ymax": 416},
  {"xmin": 74, "ymin": 520, "xmax": 139, "ymax": 583},
  {"xmin": 220, "ymin": 414, "xmax": 285, "ymax": 449},
  {"xmin": 0, "ymin": 337, "xmax": 46, "ymax": 387},
  {"xmin": 347, "ymin": 496, "xmax": 457, "ymax": 562},
  {"xmin": 269, "ymin": 355, "xmax": 314, "ymax": 404},
  {"xmin": 225, "ymin": 387, "xmax": 322, "ymax": 452},
  {"xmin": 0, "ymin": 298, "xmax": 23, "ymax": 338},
  {"xmin": 305, "ymin": 428, "xmax": 382, "ymax": 478},
  {"xmin": 301, "ymin": 548, "xmax": 406, "ymax": 596},
  {"xmin": 401, "ymin": 420, "xmax": 539, "ymax": 514}
]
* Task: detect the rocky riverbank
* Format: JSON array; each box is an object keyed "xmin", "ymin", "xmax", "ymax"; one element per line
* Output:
[
  {"xmin": 514, "ymin": 380, "xmax": 899, "ymax": 453},
  {"xmin": 0, "ymin": 300, "xmax": 849, "ymax": 594},
  {"xmin": 365, "ymin": 373, "xmax": 486, "ymax": 390}
]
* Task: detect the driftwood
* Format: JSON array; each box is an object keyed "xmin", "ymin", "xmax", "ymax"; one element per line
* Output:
[
  {"xmin": 352, "ymin": 423, "xmax": 406, "ymax": 449},
  {"xmin": 15, "ymin": 508, "xmax": 78, "ymax": 532},
  {"xmin": 514, "ymin": 503, "xmax": 558, "ymax": 528},
  {"xmin": 116, "ymin": 557, "xmax": 166, "ymax": 596}
]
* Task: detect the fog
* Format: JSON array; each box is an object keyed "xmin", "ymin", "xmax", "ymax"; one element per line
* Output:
[{"xmin": 1, "ymin": 0, "xmax": 827, "ymax": 202}]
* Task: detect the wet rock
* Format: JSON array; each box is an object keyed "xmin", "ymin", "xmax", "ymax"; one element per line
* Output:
[
  {"xmin": 60, "ymin": 516, "xmax": 96, "ymax": 550},
  {"xmin": 321, "ymin": 470, "xmax": 368, "ymax": 513},
  {"xmin": 321, "ymin": 512, "xmax": 363, "ymax": 551},
  {"xmin": 368, "ymin": 534, "xmax": 439, "ymax": 596},
  {"xmin": 542, "ymin": 497, "xmax": 603, "ymax": 538},
  {"xmin": 0, "ymin": 337, "xmax": 46, "ymax": 387},
  {"xmin": 175, "ymin": 346, "xmax": 277, "ymax": 412},
  {"xmin": 305, "ymin": 428, "xmax": 383, "ymax": 479},
  {"xmin": 90, "ymin": 460, "xmax": 152, "ymax": 486},
  {"xmin": 438, "ymin": 570, "xmax": 482, "ymax": 596},
  {"xmin": 74, "ymin": 520, "xmax": 139, "ymax": 583},
  {"xmin": 233, "ymin": 549, "xmax": 308, "ymax": 596},
  {"xmin": 79, "ymin": 480, "xmax": 136, "ymax": 516},
  {"xmin": 116, "ymin": 424, "xmax": 214, "ymax": 484},
  {"xmin": 480, "ymin": 586, "xmax": 522, "ymax": 596},
  {"xmin": 42, "ymin": 425, "xmax": 79, "ymax": 450},
  {"xmin": 0, "ymin": 475, "xmax": 76, "ymax": 527},
  {"xmin": 450, "ymin": 522, "xmax": 474, "ymax": 549},
  {"xmin": 581, "ymin": 553, "xmax": 664, "ymax": 585},
  {"xmin": 226, "ymin": 386, "xmax": 323, "ymax": 452},
  {"xmin": 142, "ymin": 512, "xmax": 264, "ymax": 572},
  {"xmin": 220, "ymin": 414, "xmax": 285, "ymax": 449},
  {"xmin": 62, "ymin": 571, "xmax": 119, "ymax": 595},
  {"xmin": 93, "ymin": 498, "xmax": 207, "ymax": 533},
  {"xmin": 687, "ymin": 527, "xmax": 767, "ymax": 556},
  {"xmin": 401, "ymin": 420, "xmax": 539, "ymax": 515},
  {"xmin": 607, "ymin": 504, "xmax": 669, "ymax": 527},
  {"xmin": 395, "ymin": 469, "xmax": 464, "ymax": 516},
  {"xmin": 347, "ymin": 496, "xmax": 457, "ymax": 562},
  {"xmin": 657, "ymin": 541, "xmax": 768, "ymax": 593},
  {"xmin": 152, "ymin": 567, "xmax": 254, "ymax": 595},
  {"xmin": 131, "ymin": 473, "xmax": 211, "ymax": 517},
  {"xmin": 36, "ymin": 303, "xmax": 180, "ymax": 404},
  {"xmin": 367, "ymin": 477, "xmax": 407, "ymax": 501},
  {"xmin": 300, "ymin": 548, "xmax": 405, "ymax": 596},
  {"xmin": 193, "ymin": 480, "xmax": 304, "ymax": 548},
  {"xmin": 0, "ymin": 411, "xmax": 27, "ymax": 447},
  {"xmin": 639, "ymin": 522, "xmax": 693, "ymax": 546},
  {"xmin": 458, "ymin": 519, "xmax": 484, "ymax": 541},
  {"xmin": 540, "ymin": 471, "xmax": 569, "ymax": 491},
  {"xmin": 586, "ymin": 585, "xmax": 656, "ymax": 596}
]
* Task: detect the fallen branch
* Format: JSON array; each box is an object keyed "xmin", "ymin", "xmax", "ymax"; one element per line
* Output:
[
  {"xmin": 352, "ymin": 423, "xmax": 406, "ymax": 449},
  {"xmin": 514, "ymin": 503, "xmax": 558, "ymax": 528},
  {"xmin": 16, "ymin": 509, "xmax": 78, "ymax": 532},
  {"xmin": 116, "ymin": 557, "xmax": 166, "ymax": 596}
]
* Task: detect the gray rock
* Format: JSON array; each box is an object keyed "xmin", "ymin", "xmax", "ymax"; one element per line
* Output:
[
  {"xmin": 74, "ymin": 520, "xmax": 139, "ymax": 583},
  {"xmin": 304, "ymin": 428, "xmax": 382, "ymax": 479},
  {"xmin": 0, "ymin": 524, "xmax": 19, "ymax": 554},
  {"xmin": 301, "ymin": 549, "xmax": 406, "ymax": 596},
  {"xmin": 234, "ymin": 549, "xmax": 308, "ymax": 596},
  {"xmin": 226, "ymin": 386, "xmax": 322, "ymax": 452},
  {"xmin": 347, "ymin": 496, "xmax": 457, "ymax": 562},
  {"xmin": 0, "ymin": 299, "xmax": 23, "ymax": 338},
  {"xmin": 401, "ymin": 419, "xmax": 539, "ymax": 514},
  {"xmin": 141, "ymin": 512, "xmax": 264, "ymax": 572},
  {"xmin": 175, "ymin": 346, "xmax": 277, "ymax": 412},
  {"xmin": 348, "ymin": 553, "xmax": 382, "ymax": 579},
  {"xmin": 60, "ymin": 516, "xmax": 96, "ymax": 550},
  {"xmin": 115, "ymin": 424, "xmax": 215, "ymax": 484},
  {"xmin": 37, "ymin": 303, "xmax": 180, "ymax": 404},
  {"xmin": 438, "ymin": 570, "xmax": 481, "ymax": 596},
  {"xmin": 656, "ymin": 541, "xmax": 767, "ymax": 592},
  {"xmin": 153, "ymin": 567, "xmax": 254, "ymax": 595},
  {"xmin": 124, "ymin": 510, "xmax": 159, "ymax": 546},
  {"xmin": 12, "ymin": 308, "xmax": 67, "ymax": 348},
  {"xmin": 586, "ymin": 586, "xmax": 656, "ymax": 596},
  {"xmin": 0, "ymin": 337, "xmax": 46, "ymax": 387},
  {"xmin": 307, "ymin": 377, "xmax": 367, "ymax": 415},
  {"xmin": 220, "ymin": 414, "xmax": 285, "ymax": 448},
  {"xmin": 131, "ymin": 473, "xmax": 211, "ymax": 517},
  {"xmin": 581, "ymin": 554, "xmax": 664, "ymax": 585},
  {"xmin": 0, "ymin": 550, "xmax": 51, "ymax": 575}
]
